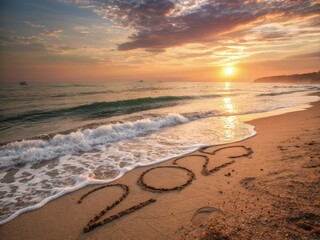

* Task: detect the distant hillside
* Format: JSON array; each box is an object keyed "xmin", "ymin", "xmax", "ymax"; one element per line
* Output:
[{"xmin": 254, "ymin": 71, "xmax": 320, "ymax": 84}]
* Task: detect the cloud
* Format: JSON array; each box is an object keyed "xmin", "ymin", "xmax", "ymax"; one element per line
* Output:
[
  {"xmin": 287, "ymin": 51, "xmax": 320, "ymax": 59},
  {"xmin": 0, "ymin": 24, "xmax": 64, "ymax": 52},
  {"xmin": 25, "ymin": 21, "xmax": 46, "ymax": 29},
  {"xmin": 174, "ymin": 50, "xmax": 213, "ymax": 59},
  {"xmin": 67, "ymin": 0, "xmax": 320, "ymax": 52},
  {"xmin": 73, "ymin": 25, "xmax": 90, "ymax": 34}
]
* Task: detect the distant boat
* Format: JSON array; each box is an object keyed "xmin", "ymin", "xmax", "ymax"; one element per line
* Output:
[
  {"xmin": 137, "ymin": 80, "xmax": 144, "ymax": 82},
  {"xmin": 19, "ymin": 81, "xmax": 28, "ymax": 86}
]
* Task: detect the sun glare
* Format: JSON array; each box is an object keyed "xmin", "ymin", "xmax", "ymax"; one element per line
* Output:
[{"xmin": 223, "ymin": 67, "xmax": 234, "ymax": 76}]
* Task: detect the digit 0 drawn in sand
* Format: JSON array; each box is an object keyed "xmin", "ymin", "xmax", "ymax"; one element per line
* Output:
[{"xmin": 137, "ymin": 165, "xmax": 196, "ymax": 193}]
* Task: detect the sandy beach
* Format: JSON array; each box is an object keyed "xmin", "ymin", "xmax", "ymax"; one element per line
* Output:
[
  {"xmin": 1, "ymin": 1, "xmax": 319, "ymax": 239},
  {"xmin": 1, "ymin": 97, "xmax": 319, "ymax": 240}
]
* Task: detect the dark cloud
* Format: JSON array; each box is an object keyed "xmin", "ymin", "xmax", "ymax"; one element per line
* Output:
[
  {"xmin": 255, "ymin": 29, "xmax": 293, "ymax": 41},
  {"xmin": 101, "ymin": 0, "xmax": 175, "ymax": 29},
  {"xmin": 55, "ymin": 46, "xmax": 78, "ymax": 51},
  {"xmin": 70, "ymin": 0, "xmax": 320, "ymax": 51},
  {"xmin": 115, "ymin": 0, "xmax": 264, "ymax": 51}
]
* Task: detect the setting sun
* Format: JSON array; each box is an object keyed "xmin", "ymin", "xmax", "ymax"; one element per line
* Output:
[{"xmin": 223, "ymin": 67, "xmax": 235, "ymax": 76}]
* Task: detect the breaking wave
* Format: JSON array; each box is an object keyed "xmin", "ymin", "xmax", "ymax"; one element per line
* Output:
[{"xmin": 0, "ymin": 113, "xmax": 190, "ymax": 168}]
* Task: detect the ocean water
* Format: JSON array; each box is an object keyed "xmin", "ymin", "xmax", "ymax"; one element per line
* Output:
[{"xmin": 0, "ymin": 81, "xmax": 319, "ymax": 224}]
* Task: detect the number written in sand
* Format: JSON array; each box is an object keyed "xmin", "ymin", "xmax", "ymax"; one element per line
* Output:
[{"xmin": 77, "ymin": 145, "xmax": 253, "ymax": 233}]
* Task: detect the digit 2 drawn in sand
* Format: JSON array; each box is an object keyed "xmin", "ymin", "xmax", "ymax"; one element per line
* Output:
[
  {"xmin": 77, "ymin": 183, "xmax": 156, "ymax": 233},
  {"xmin": 77, "ymin": 145, "xmax": 253, "ymax": 233}
]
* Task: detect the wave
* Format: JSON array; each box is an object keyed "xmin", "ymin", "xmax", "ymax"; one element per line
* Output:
[
  {"xmin": 0, "ymin": 95, "xmax": 222, "ymax": 128},
  {"xmin": 51, "ymin": 90, "xmax": 115, "ymax": 98},
  {"xmin": 125, "ymin": 87, "xmax": 172, "ymax": 92},
  {"xmin": 272, "ymin": 85, "xmax": 320, "ymax": 90},
  {"xmin": 51, "ymin": 87, "xmax": 188, "ymax": 98},
  {"xmin": 49, "ymin": 84, "xmax": 104, "ymax": 88},
  {"xmin": 0, "ymin": 105, "xmax": 232, "ymax": 169},
  {"xmin": 257, "ymin": 90, "xmax": 306, "ymax": 97},
  {"xmin": 0, "ymin": 113, "xmax": 190, "ymax": 168}
]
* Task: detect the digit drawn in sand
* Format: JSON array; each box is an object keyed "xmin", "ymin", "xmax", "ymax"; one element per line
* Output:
[
  {"xmin": 174, "ymin": 146, "xmax": 253, "ymax": 176},
  {"xmin": 77, "ymin": 183, "xmax": 156, "ymax": 233},
  {"xmin": 200, "ymin": 145, "xmax": 253, "ymax": 158},
  {"xmin": 136, "ymin": 165, "xmax": 196, "ymax": 193}
]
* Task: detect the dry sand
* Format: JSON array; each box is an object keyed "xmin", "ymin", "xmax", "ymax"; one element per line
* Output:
[{"xmin": 0, "ymin": 99, "xmax": 319, "ymax": 240}]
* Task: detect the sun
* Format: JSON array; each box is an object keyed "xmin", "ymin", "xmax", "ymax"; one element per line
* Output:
[{"xmin": 223, "ymin": 67, "xmax": 234, "ymax": 76}]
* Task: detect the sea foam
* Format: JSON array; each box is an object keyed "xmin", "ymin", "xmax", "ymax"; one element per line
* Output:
[{"xmin": 0, "ymin": 113, "xmax": 189, "ymax": 168}]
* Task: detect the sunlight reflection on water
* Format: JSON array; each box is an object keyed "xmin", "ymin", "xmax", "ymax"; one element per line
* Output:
[
  {"xmin": 224, "ymin": 82, "xmax": 230, "ymax": 90},
  {"xmin": 223, "ymin": 97, "xmax": 234, "ymax": 113},
  {"xmin": 222, "ymin": 116, "xmax": 238, "ymax": 140}
]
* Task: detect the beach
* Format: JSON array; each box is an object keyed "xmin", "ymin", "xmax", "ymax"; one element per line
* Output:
[
  {"xmin": 1, "ymin": 0, "xmax": 320, "ymax": 239},
  {"xmin": 0, "ymin": 95, "xmax": 319, "ymax": 240}
]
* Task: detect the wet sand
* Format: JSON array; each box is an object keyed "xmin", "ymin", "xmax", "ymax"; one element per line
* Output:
[{"xmin": 0, "ymin": 98, "xmax": 319, "ymax": 240}]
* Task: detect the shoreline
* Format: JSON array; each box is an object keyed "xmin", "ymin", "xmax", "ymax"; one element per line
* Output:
[
  {"xmin": 1, "ymin": 89, "xmax": 318, "ymax": 146},
  {"xmin": 0, "ymin": 96, "xmax": 319, "ymax": 239}
]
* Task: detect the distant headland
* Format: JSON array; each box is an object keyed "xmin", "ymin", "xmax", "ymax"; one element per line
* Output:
[{"xmin": 254, "ymin": 71, "xmax": 320, "ymax": 84}]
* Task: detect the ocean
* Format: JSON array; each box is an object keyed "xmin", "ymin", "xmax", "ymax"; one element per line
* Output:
[{"xmin": 0, "ymin": 81, "xmax": 319, "ymax": 224}]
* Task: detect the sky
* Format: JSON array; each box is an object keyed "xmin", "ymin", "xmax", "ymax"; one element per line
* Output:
[{"xmin": 0, "ymin": 0, "xmax": 319, "ymax": 82}]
